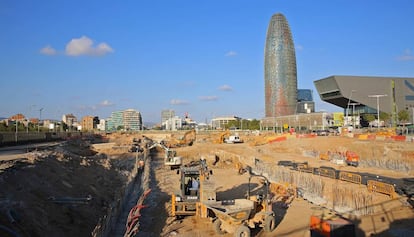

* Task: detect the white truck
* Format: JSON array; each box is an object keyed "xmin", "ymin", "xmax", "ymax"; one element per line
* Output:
[{"xmin": 224, "ymin": 135, "xmax": 243, "ymax": 144}]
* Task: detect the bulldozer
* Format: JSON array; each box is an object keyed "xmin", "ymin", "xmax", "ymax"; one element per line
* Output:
[{"xmin": 171, "ymin": 159, "xmax": 215, "ymax": 218}]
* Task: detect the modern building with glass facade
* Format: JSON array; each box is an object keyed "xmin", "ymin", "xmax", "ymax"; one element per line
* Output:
[
  {"xmin": 264, "ymin": 13, "xmax": 297, "ymax": 117},
  {"xmin": 106, "ymin": 109, "xmax": 142, "ymax": 131},
  {"xmin": 314, "ymin": 75, "xmax": 414, "ymax": 126},
  {"xmin": 297, "ymin": 89, "xmax": 315, "ymax": 114}
]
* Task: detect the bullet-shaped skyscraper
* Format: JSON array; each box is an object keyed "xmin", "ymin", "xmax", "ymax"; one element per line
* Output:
[{"xmin": 264, "ymin": 13, "xmax": 297, "ymax": 117}]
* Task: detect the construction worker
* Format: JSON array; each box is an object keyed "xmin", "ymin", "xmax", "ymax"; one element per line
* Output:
[{"xmin": 190, "ymin": 177, "xmax": 199, "ymax": 196}]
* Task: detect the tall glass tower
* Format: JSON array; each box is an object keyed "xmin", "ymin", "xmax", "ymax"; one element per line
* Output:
[{"xmin": 264, "ymin": 13, "xmax": 297, "ymax": 117}]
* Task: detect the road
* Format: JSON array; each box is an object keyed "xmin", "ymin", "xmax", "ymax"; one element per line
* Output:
[{"xmin": 0, "ymin": 141, "xmax": 62, "ymax": 161}]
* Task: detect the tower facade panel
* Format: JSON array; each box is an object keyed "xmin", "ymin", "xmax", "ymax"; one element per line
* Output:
[{"xmin": 264, "ymin": 13, "xmax": 297, "ymax": 117}]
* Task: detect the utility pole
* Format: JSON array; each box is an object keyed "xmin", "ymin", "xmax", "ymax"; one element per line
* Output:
[
  {"xmin": 368, "ymin": 95, "xmax": 387, "ymax": 129},
  {"xmin": 38, "ymin": 108, "xmax": 43, "ymax": 133},
  {"xmin": 345, "ymin": 90, "xmax": 356, "ymax": 127},
  {"xmin": 349, "ymin": 103, "xmax": 360, "ymax": 130}
]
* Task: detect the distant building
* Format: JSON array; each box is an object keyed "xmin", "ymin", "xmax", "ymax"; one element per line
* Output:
[
  {"xmin": 123, "ymin": 109, "xmax": 142, "ymax": 131},
  {"xmin": 62, "ymin": 114, "xmax": 77, "ymax": 130},
  {"xmin": 161, "ymin": 110, "xmax": 175, "ymax": 129},
  {"xmin": 97, "ymin": 119, "xmax": 106, "ymax": 131},
  {"xmin": 9, "ymin": 114, "xmax": 25, "ymax": 121},
  {"xmin": 297, "ymin": 89, "xmax": 315, "ymax": 114},
  {"xmin": 106, "ymin": 109, "xmax": 142, "ymax": 131},
  {"xmin": 264, "ymin": 13, "xmax": 297, "ymax": 117},
  {"xmin": 81, "ymin": 116, "xmax": 95, "ymax": 131},
  {"xmin": 314, "ymin": 75, "xmax": 414, "ymax": 126},
  {"xmin": 165, "ymin": 116, "xmax": 183, "ymax": 131},
  {"xmin": 211, "ymin": 116, "xmax": 241, "ymax": 130}
]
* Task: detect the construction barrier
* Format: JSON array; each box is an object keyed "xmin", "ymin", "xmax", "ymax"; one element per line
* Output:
[
  {"xmin": 358, "ymin": 134, "xmax": 368, "ymax": 140},
  {"xmin": 318, "ymin": 168, "xmax": 336, "ymax": 179},
  {"xmin": 391, "ymin": 135, "xmax": 406, "ymax": 141},
  {"xmin": 298, "ymin": 167, "xmax": 314, "ymax": 173},
  {"xmin": 268, "ymin": 136, "xmax": 287, "ymax": 143},
  {"xmin": 367, "ymin": 180, "xmax": 396, "ymax": 198},
  {"xmin": 339, "ymin": 172, "xmax": 362, "ymax": 184}
]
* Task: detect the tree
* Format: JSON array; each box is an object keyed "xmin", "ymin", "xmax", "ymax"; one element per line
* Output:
[
  {"xmin": 0, "ymin": 122, "xmax": 8, "ymax": 132},
  {"xmin": 379, "ymin": 112, "xmax": 390, "ymax": 127},
  {"xmin": 363, "ymin": 114, "xmax": 376, "ymax": 128},
  {"xmin": 398, "ymin": 110, "xmax": 410, "ymax": 125}
]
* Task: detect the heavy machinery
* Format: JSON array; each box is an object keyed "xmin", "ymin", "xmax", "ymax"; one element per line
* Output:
[
  {"xmin": 310, "ymin": 213, "xmax": 355, "ymax": 237},
  {"xmin": 345, "ymin": 151, "xmax": 359, "ymax": 167},
  {"xmin": 171, "ymin": 159, "xmax": 215, "ymax": 218},
  {"xmin": 165, "ymin": 129, "xmax": 196, "ymax": 148},
  {"xmin": 149, "ymin": 142, "xmax": 182, "ymax": 169},
  {"xmin": 206, "ymin": 174, "xmax": 276, "ymax": 237},
  {"xmin": 215, "ymin": 130, "xmax": 243, "ymax": 144},
  {"xmin": 214, "ymin": 130, "xmax": 230, "ymax": 144},
  {"xmin": 224, "ymin": 135, "xmax": 244, "ymax": 144}
]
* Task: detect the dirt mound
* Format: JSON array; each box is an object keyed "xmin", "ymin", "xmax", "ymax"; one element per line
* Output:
[{"xmin": 0, "ymin": 141, "xmax": 134, "ymax": 237}]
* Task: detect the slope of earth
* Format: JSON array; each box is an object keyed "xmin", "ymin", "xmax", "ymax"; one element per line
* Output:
[{"xmin": 0, "ymin": 139, "xmax": 135, "ymax": 237}]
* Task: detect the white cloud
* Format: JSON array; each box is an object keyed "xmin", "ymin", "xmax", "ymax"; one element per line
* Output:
[
  {"xmin": 296, "ymin": 44, "xmax": 304, "ymax": 51},
  {"xmin": 199, "ymin": 96, "xmax": 218, "ymax": 101},
  {"xmin": 65, "ymin": 36, "xmax": 114, "ymax": 56},
  {"xmin": 218, "ymin": 84, "xmax": 233, "ymax": 91},
  {"xmin": 225, "ymin": 51, "xmax": 238, "ymax": 57},
  {"xmin": 99, "ymin": 100, "xmax": 115, "ymax": 107},
  {"xmin": 170, "ymin": 99, "xmax": 189, "ymax": 105},
  {"xmin": 397, "ymin": 48, "xmax": 414, "ymax": 61},
  {"xmin": 40, "ymin": 45, "xmax": 57, "ymax": 55}
]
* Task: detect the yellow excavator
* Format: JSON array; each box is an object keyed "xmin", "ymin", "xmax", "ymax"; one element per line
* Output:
[{"xmin": 171, "ymin": 159, "xmax": 215, "ymax": 218}]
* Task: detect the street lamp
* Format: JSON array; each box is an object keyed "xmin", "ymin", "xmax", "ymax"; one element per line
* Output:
[
  {"xmin": 349, "ymin": 102, "xmax": 360, "ymax": 130},
  {"xmin": 345, "ymin": 90, "xmax": 356, "ymax": 127},
  {"xmin": 368, "ymin": 94, "xmax": 387, "ymax": 129},
  {"xmin": 38, "ymin": 108, "xmax": 43, "ymax": 133}
]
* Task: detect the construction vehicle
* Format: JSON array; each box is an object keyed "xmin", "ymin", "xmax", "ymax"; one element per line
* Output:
[
  {"xmin": 165, "ymin": 129, "xmax": 196, "ymax": 148},
  {"xmin": 345, "ymin": 151, "xmax": 359, "ymax": 167},
  {"xmin": 310, "ymin": 213, "xmax": 355, "ymax": 237},
  {"xmin": 224, "ymin": 135, "xmax": 244, "ymax": 144},
  {"xmin": 206, "ymin": 174, "xmax": 276, "ymax": 237},
  {"xmin": 171, "ymin": 159, "xmax": 215, "ymax": 218},
  {"xmin": 149, "ymin": 142, "xmax": 182, "ymax": 169},
  {"xmin": 214, "ymin": 130, "xmax": 230, "ymax": 144},
  {"xmin": 215, "ymin": 130, "xmax": 243, "ymax": 144}
]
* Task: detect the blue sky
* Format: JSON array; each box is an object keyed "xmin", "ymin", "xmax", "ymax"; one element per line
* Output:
[{"xmin": 1, "ymin": 0, "xmax": 413, "ymax": 124}]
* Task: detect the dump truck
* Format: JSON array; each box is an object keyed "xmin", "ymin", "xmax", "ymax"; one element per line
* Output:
[
  {"xmin": 205, "ymin": 174, "xmax": 276, "ymax": 237},
  {"xmin": 171, "ymin": 159, "xmax": 215, "ymax": 218}
]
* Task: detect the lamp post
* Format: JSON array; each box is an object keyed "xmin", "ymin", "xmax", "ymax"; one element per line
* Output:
[
  {"xmin": 368, "ymin": 94, "xmax": 387, "ymax": 129},
  {"xmin": 349, "ymin": 103, "xmax": 360, "ymax": 130},
  {"xmin": 345, "ymin": 90, "xmax": 356, "ymax": 127},
  {"xmin": 38, "ymin": 108, "xmax": 43, "ymax": 133}
]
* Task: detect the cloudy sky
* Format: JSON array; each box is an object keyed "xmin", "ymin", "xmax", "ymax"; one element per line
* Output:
[{"xmin": 1, "ymin": 0, "xmax": 413, "ymax": 123}]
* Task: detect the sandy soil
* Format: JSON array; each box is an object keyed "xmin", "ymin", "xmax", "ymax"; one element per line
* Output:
[{"xmin": 0, "ymin": 132, "xmax": 413, "ymax": 237}]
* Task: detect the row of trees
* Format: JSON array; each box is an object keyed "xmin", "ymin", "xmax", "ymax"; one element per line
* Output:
[
  {"xmin": 0, "ymin": 121, "xmax": 73, "ymax": 132},
  {"xmin": 362, "ymin": 110, "xmax": 411, "ymax": 127},
  {"xmin": 223, "ymin": 119, "xmax": 261, "ymax": 130}
]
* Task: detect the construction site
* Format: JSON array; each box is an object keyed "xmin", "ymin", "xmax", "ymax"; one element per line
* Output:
[{"xmin": 0, "ymin": 129, "xmax": 414, "ymax": 237}]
